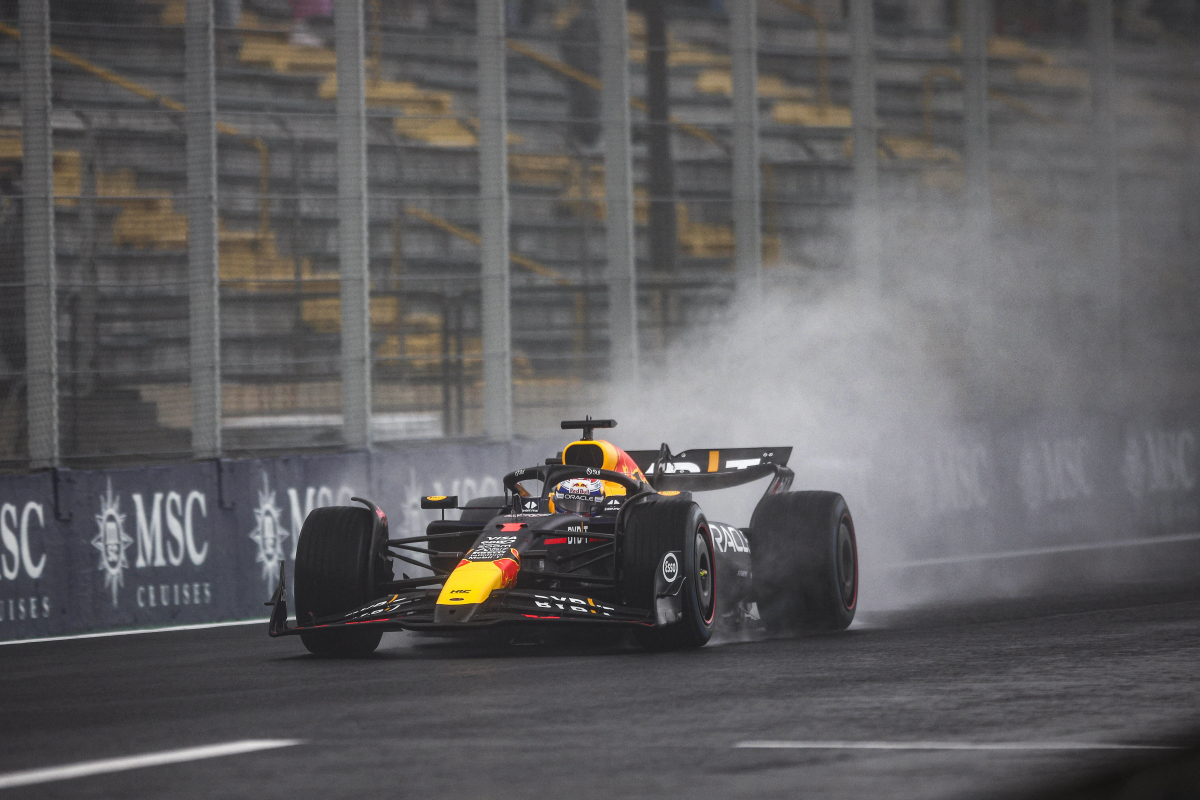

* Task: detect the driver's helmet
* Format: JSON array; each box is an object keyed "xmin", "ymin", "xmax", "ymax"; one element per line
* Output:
[{"xmin": 550, "ymin": 478, "xmax": 606, "ymax": 516}]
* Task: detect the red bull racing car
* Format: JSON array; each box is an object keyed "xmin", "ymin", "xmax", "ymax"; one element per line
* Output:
[{"xmin": 268, "ymin": 418, "xmax": 859, "ymax": 655}]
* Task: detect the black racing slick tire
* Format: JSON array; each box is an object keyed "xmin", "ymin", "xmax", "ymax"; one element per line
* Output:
[
  {"xmin": 620, "ymin": 498, "xmax": 716, "ymax": 650},
  {"xmin": 750, "ymin": 491, "xmax": 858, "ymax": 634},
  {"xmin": 428, "ymin": 496, "xmax": 507, "ymax": 575},
  {"xmin": 294, "ymin": 506, "xmax": 384, "ymax": 657}
]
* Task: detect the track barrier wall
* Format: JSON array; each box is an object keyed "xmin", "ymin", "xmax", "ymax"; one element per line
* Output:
[
  {"xmin": 0, "ymin": 439, "xmax": 544, "ymax": 641},
  {"xmin": 858, "ymin": 411, "xmax": 1200, "ymax": 604},
  {"xmin": 867, "ymin": 412, "xmax": 1200, "ymax": 552},
  {"xmin": 2, "ymin": 414, "xmax": 1199, "ymax": 643}
]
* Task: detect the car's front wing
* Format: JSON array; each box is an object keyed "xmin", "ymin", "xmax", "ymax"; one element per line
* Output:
[{"xmin": 268, "ymin": 572, "xmax": 652, "ymax": 637}]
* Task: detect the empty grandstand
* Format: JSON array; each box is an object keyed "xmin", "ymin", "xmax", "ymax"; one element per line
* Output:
[{"xmin": 1, "ymin": 0, "xmax": 1197, "ymax": 467}]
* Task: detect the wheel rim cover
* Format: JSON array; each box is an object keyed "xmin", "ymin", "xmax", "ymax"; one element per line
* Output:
[
  {"xmin": 695, "ymin": 528, "xmax": 715, "ymax": 625},
  {"xmin": 837, "ymin": 520, "xmax": 857, "ymax": 609}
]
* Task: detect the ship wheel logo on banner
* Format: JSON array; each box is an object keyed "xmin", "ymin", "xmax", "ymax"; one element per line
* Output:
[
  {"xmin": 92, "ymin": 479, "xmax": 133, "ymax": 608},
  {"xmin": 249, "ymin": 473, "xmax": 288, "ymax": 586}
]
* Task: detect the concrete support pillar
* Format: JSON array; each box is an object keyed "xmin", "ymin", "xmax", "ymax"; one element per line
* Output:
[
  {"xmin": 20, "ymin": 0, "xmax": 58, "ymax": 468},
  {"xmin": 186, "ymin": 0, "xmax": 222, "ymax": 458},
  {"xmin": 731, "ymin": 0, "xmax": 762, "ymax": 302},
  {"xmin": 477, "ymin": 0, "xmax": 512, "ymax": 441},
  {"xmin": 850, "ymin": 0, "xmax": 881, "ymax": 291},
  {"xmin": 336, "ymin": 0, "xmax": 373, "ymax": 449},
  {"xmin": 600, "ymin": 1, "xmax": 639, "ymax": 388}
]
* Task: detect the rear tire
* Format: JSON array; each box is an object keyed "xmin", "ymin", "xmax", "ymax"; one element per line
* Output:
[
  {"xmin": 620, "ymin": 498, "xmax": 716, "ymax": 650},
  {"xmin": 459, "ymin": 495, "xmax": 506, "ymax": 525},
  {"xmin": 750, "ymin": 491, "xmax": 857, "ymax": 634},
  {"xmin": 428, "ymin": 496, "xmax": 506, "ymax": 575},
  {"xmin": 294, "ymin": 506, "xmax": 384, "ymax": 656}
]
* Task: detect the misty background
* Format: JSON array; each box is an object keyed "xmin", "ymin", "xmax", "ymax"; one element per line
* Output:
[{"xmin": 609, "ymin": 22, "xmax": 1200, "ymax": 610}]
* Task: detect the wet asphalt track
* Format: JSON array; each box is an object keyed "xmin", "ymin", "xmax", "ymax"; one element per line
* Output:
[{"xmin": 1, "ymin": 585, "xmax": 1198, "ymax": 800}]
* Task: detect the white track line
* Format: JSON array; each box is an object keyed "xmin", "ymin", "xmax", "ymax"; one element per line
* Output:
[
  {"xmin": 0, "ymin": 618, "xmax": 269, "ymax": 647},
  {"xmin": 0, "ymin": 739, "xmax": 302, "ymax": 790},
  {"xmin": 889, "ymin": 531, "xmax": 1200, "ymax": 570},
  {"xmin": 734, "ymin": 741, "xmax": 1181, "ymax": 752}
]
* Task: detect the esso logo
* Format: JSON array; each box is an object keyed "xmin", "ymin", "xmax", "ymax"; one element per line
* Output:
[{"xmin": 662, "ymin": 552, "xmax": 679, "ymax": 582}]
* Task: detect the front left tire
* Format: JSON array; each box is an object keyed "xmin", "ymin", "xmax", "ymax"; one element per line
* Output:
[{"xmin": 294, "ymin": 506, "xmax": 384, "ymax": 657}]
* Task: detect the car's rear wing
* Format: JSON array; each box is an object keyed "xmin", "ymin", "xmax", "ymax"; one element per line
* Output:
[{"xmin": 625, "ymin": 447, "xmax": 793, "ymax": 494}]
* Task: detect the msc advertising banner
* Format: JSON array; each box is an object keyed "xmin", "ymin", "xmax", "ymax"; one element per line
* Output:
[
  {"xmin": 0, "ymin": 441, "xmax": 543, "ymax": 643},
  {"xmin": 0, "ymin": 471, "xmax": 61, "ymax": 639}
]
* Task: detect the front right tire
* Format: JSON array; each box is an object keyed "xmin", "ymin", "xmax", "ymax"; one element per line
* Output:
[{"xmin": 620, "ymin": 498, "xmax": 716, "ymax": 650}]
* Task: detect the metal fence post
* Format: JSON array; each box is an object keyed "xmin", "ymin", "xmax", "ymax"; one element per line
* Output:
[
  {"xmin": 1089, "ymin": 0, "xmax": 1122, "ymax": 372},
  {"xmin": 76, "ymin": 120, "xmax": 97, "ymax": 403},
  {"xmin": 961, "ymin": 0, "xmax": 997, "ymax": 402},
  {"xmin": 731, "ymin": 0, "xmax": 762, "ymax": 303},
  {"xmin": 336, "ymin": 0, "xmax": 372, "ymax": 449},
  {"xmin": 20, "ymin": 0, "xmax": 58, "ymax": 469},
  {"xmin": 600, "ymin": 0, "xmax": 638, "ymax": 388},
  {"xmin": 644, "ymin": 0, "xmax": 676, "ymax": 276},
  {"xmin": 850, "ymin": 0, "xmax": 880, "ymax": 291},
  {"xmin": 961, "ymin": 0, "xmax": 991, "ymax": 253},
  {"xmin": 477, "ymin": 0, "xmax": 512, "ymax": 441},
  {"xmin": 186, "ymin": 0, "xmax": 221, "ymax": 458}
]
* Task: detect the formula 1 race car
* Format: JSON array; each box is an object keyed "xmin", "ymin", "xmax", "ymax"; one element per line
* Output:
[{"xmin": 268, "ymin": 418, "xmax": 859, "ymax": 655}]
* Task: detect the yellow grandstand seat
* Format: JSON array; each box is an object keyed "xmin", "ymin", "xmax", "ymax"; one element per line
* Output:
[
  {"xmin": 772, "ymin": 101, "xmax": 852, "ymax": 128},
  {"xmin": 626, "ymin": 11, "xmax": 728, "ymax": 67},
  {"xmin": 300, "ymin": 295, "xmax": 404, "ymax": 335},
  {"xmin": 239, "ymin": 33, "xmax": 337, "ymax": 73},
  {"xmin": 1014, "ymin": 64, "xmax": 1088, "ymax": 88},
  {"xmin": 694, "ymin": 69, "xmax": 815, "ymax": 101}
]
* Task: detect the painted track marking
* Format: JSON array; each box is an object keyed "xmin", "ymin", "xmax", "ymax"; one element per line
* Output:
[
  {"xmin": 0, "ymin": 618, "xmax": 269, "ymax": 648},
  {"xmin": 889, "ymin": 531, "xmax": 1200, "ymax": 570},
  {"xmin": 734, "ymin": 741, "xmax": 1181, "ymax": 751},
  {"xmin": 0, "ymin": 739, "xmax": 302, "ymax": 790}
]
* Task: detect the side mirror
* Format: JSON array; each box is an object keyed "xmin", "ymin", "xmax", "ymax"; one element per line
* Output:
[
  {"xmin": 517, "ymin": 497, "xmax": 548, "ymax": 514},
  {"xmin": 420, "ymin": 495, "xmax": 459, "ymax": 510}
]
